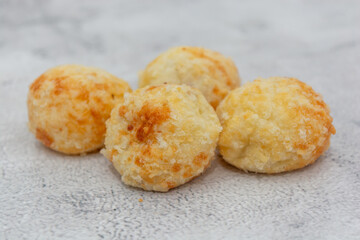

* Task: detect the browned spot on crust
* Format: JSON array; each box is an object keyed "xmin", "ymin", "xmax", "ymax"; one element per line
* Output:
[
  {"xmin": 167, "ymin": 182, "xmax": 176, "ymax": 189},
  {"xmin": 90, "ymin": 109, "xmax": 102, "ymax": 121},
  {"xmin": 209, "ymin": 100, "xmax": 219, "ymax": 109},
  {"xmin": 226, "ymin": 79, "xmax": 232, "ymax": 86},
  {"xmin": 146, "ymin": 86, "xmax": 158, "ymax": 91},
  {"xmin": 293, "ymin": 143, "xmax": 309, "ymax": 151},
  {"xmin": 118, "ymin": 106, "xmax": 127, "ymax": 117},
  {"xmin": 193, "ymin": 152, "xmax": 208, "ymax": 166},
  {"xmin": 182, "ymin": 165, "xmax": 193, "ymax": 178},
  {"xmin": 127, "ymin": 124, "xmax": 134, "ymax": 131},
  {"xmin": 183, "ymin": 172, "xmax": 192, "ymax": 178},
  {"xmin": 135, "ymin": 103, "xmax": 170, "ymax": 142},
  {"xmin": 92, "ymin": 96, "xmax": 104, "ymax": 105},
  {"xmin": 172, "ymin": 163, "xmax": 181, "ymax": 172},
  {"xmin": 243, "ymin": 112, "xmax": 251, "ymax": 120},
  {"xmin": 76, "ymin": 89, "xmax": 89, "ymax": 100},
  {"xmin": 135, "ymin": 157, "xmax": 144, "ymax": 167},
  {"xmin": 36, "ymin": 128, "xmax": 53, "ymax": 147},
  {"xmin": 30, "ymin": 74, "xmax": 46, "ymax": 92},
  {"xmin": 54, "ymin": 77, "xmax": 67, "ymax": 95},
  {"xmin": 78, "ymin": 118, "xmax": 88, "ymax": 125},
  {"xmin": 212, "ymin": 86, "xmax": 220, "ymax": 94}
]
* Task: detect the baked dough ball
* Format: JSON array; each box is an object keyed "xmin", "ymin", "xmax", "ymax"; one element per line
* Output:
[
  {"xmin": 217, "ymin": 77, "xmax": 336, "ymax": 173},
  {"xmin": 139, "ymin": 46, "xmax": 241, "ymax": 109},
  {"xmin": 27, "ymin": 64, "xmax": 132, "ymax": 154},
  {"xmin": 102, "ymin": 84, "xmax": 221, "ymax": 192}
]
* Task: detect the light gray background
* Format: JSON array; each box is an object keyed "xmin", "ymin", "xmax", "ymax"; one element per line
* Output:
[{"xmin": 1, "ymin": 0, "xmax": 359, "ymax": 239}]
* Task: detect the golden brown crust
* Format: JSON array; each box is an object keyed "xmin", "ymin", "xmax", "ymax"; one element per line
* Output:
[
  {"xmin": 27, "ymin": 64, "xmax": 132, "ymax": 154},
  {"xmin": 135, "ymin": 102, "xmax": 171, "ymax": 142},
  {"xmin": 102, "ymin": 84, "xmax": 222, "ymax": 192},
  {"xmin": 138, "ymin": 46, "xmax": 241, "ymax": 109},
  {"xmin": 217, "ymin": 77, "xmax": 335, "ymax": 173}
]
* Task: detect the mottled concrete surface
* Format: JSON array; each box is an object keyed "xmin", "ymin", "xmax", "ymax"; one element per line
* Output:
[{"xmin": 0, "ymin": 0, "xmax": 359, "ymax": 239}]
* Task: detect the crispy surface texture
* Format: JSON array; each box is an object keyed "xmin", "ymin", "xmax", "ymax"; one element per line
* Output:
[
  {"xmin": 217, "ymin": 77, "xmax": 336, "ymax": 173},
  {"xmin": 27, "ymin": 64, "xmax": 132, "ymax": 154},
  {"xmin": 138, "ymin": 46, "xmax": 241, "ymax": 108},
  {"xmin": 102, "ymin": 84, "xmax": 222, "ymax": 192}
]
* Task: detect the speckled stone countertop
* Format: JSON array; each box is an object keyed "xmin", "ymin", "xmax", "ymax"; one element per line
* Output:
[{"xmin": 1, "ymin": 0, "xmax": 359, "ymax": 239}]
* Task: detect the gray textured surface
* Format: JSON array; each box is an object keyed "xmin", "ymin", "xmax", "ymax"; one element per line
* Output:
[{"xmin": 1, "ymin": 0, "xmax": 360, "ymax": 239}]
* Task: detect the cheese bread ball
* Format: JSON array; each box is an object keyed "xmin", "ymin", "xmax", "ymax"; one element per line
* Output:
[
  {"xmin": 217, "ymin": 77, "xmax": 336, "ymax": 173},
  {"xmin": 139, "ymin": 46, "xmax": 241, "ymax": 109},
  {"xmin": 28, "ymin": 64, "xmax": 132, "ymax": 154},
  {"xmin": 102, "ymin": 84, "xmax": 221, "ymax": 192}
]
